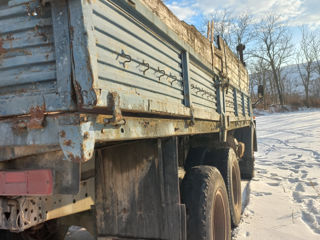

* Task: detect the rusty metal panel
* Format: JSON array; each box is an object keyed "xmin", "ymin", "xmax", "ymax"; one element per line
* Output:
[
  {"xmin": 189, "ymin": 62, "xmax": 217, "ymax": 111},
  {"xmin": 92, "ymin": 0, "xmax": 185, "ymax": 110},
  {"xmin": 225, "ymin": 87, "xmax": 236, "ymax": 116},
  {"xmin": 67, "ymin": 0, "xmax": 249, "ymax": 122},
  {"xmin": 244, "ymin": 95, "xmax": 250, "ymax": 116},
  {"xmin": 0, "ymin": 0, "xmax": 253, "ymax": 164},
  {"xmin": 0, "ymin": 0, "xmax": 74, "ymax": 117},
  {"xmin": 236, "ymin": 91, "xmax": 242, "ymax": 116},
  {"xmin": 68, "ymin": 0, "xmax": 190, "ymax": 116}
]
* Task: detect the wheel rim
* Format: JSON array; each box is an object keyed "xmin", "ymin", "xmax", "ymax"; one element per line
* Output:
[{"xmin": 213, "ymin": 188, "xmax": 228, "ymax": 240}]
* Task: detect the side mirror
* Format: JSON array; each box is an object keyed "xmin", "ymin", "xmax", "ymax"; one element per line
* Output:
[{"xmin": 258, "ymin": 85, "xmax": 264, "ymax": 99}]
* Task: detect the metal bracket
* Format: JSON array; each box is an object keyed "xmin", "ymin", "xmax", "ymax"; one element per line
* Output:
[
  {"xmin": 27, "ymin": 105, "xmax": 46, "ymax": 129},
  {"xmin": 219, "ymin": 114, "xmax": 229, "ymax": 142},
  {"xmin": 104, "ymin": 92, "xmax": 126, "ymax": 126},
  {"xmin": 215, "ymin": 75, "xmax": 229, "ymax": 88},
  {"xmin": 58, "ymin": 115, "xmax": 95, "ymax": 163},
  {"xmin": 189, "ymin": 106, "xmax": 195, "ymax": 126},
  {"xmin": 0, "ymin": 197, "xmax": 46, "ymax": 232}
]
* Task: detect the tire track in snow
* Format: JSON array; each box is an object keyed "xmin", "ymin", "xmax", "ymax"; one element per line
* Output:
[{"xmin": 233, "ymin": 110, "xmax": 320, "ymax": 239}]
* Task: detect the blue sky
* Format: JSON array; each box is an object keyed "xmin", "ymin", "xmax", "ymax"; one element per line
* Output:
[{"xmin": 163, "ymin": 0, "xmax": 320, "ymax": 43}]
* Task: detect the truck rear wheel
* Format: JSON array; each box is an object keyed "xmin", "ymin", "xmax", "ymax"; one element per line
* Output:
[
  {"xmin": 206, "ymin": 148, "xmax": 242, "ymax": 227},
  {"xmin": 234, "ymin": 126, "xmax": 256, "ymax": 180},
  {"xmin": 181, "ymin": 166, "xmax": 231, "ymax": 240},
  {"xmin": 239, "ymin": 157, "xmax": 254, "ymax": 180}
]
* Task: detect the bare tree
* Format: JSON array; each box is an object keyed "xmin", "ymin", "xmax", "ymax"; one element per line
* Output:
[
  {"xmin": 204, "ymin": 10, "xmax": 254, "ymax": 56},
  {"xmin": 205, "ymin": 9, "xmax": 233, "ymax": 46},
  {"xmin": 312, "ymin": 32, "xmax": 320, "ymax": 75},
  {"xmin": 309, "ymin": 30, "xmax": 320, "ymax": 100},
  {"xmin": 296, "ymin": 27, "xmax": 316, "ymax": 107},
  {"xmin": 250, "ymin": 58, "xmax": 270, "ymax": 109},
  {"xmin": 252, "ymin": 14, "xmax": 293, "ymax": 106}
]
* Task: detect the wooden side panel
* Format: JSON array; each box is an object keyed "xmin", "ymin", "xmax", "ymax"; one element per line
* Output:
[{"xmin": 95, "ymin": 139, "xmax": 185, "ymax": 239}]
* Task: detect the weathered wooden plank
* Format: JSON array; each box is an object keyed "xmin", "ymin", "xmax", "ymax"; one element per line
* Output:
[
  {"xmin": 160, "ymin": 137, "xmax": 185, "ymax": 240},
  {"xmin": 182, "ymin": 51, "xmax": 192, "ymax": 107},
  {"xmin": 68, "ymin": 0, "xmax": 98, "ymax": 107},
  {"xmin": 51, "ymin": 0, "xmax": 73, "ymax": 101},
  {"xmin": 95, "ymin": 138, "xmax": 185, "ymax": 239},
  {"xmin": 95, "ymin": 140, "xmax": 166, "ymax": 238}
]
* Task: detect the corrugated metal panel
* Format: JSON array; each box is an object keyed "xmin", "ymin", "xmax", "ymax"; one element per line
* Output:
[
  {"xmin": 225, "ymin": 87, "xmax": 235, "ymax": 116},
  {"xmin": 236, "ymin": 91, "xmax": 242, "ymax": 116},
  {"xmin": 0, "ymin": 1, "xmax": 56, "ymax": 97},
  {"xmin": 0, "ymin": 0, "xmax": 74, "ymax": 117},
  {"xmin": 189, "ymin": 62, "xmax": 217, "ymax": 111},
  {"xmin": 244, "ymin": 95, "xmax": 249, "ymax": 116},
  {"xmin": 92, "ymin": 0, "xmax": 184, "ymax": 106}
]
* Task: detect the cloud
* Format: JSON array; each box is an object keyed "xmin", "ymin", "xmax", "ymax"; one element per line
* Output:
[
  {"xmin": 165, "ymin": 1, "xmax": 198, "ymax": 21},
  {"xmin": 164, "ymin": 0, "xmax": 320, "ymax": 28}
]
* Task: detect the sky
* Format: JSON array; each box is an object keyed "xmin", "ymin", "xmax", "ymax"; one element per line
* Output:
[{"xmin": 163, "ymin": 0, "xmax": 320, "ymax": 43}]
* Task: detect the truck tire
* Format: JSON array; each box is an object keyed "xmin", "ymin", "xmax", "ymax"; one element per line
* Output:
[
  {"xmin": 181, "ymin": 166, "xmax": 231, "ymax": 240},
  {"xmin": 239, "ymin": 157, "xmax": 254, "ymax": 180},
  {"xmin": 20, "ymin": 220, "xmax": 64, "ymax": 240},
  {"xmin": 205, "ymin": 148, "xmax": 242, "ymax": 227},
  {"xmin": 234, "ymin": 126, "xmax": 256, "ymax": 180},
  {"xmin": 184, "ymin": 147, "xmax": 208, "ymax": 172},
  {"xmin": 0, "ymin": 230, "xmax": 22, "ymax": 240}
]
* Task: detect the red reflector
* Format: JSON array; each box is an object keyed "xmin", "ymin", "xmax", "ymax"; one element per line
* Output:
[{"xmin": 0, "ymin": 169, "xmax": 53, "ymax": 196}]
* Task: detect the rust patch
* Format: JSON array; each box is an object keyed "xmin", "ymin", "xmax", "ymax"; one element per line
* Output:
[
  {"xmin": 59, "ymin": 130, "xmax": 66, "ymax": 138},
  {"xmin": 34, "ymin": 25, "xmax": 48, "ymax": 42},
  {"xmin": 83, "ymin": 132, "xmax": 89, "ymax": 140},
  {"xmin": 63, "ymin": 139, "xmax": 72, "ymax": 146},
  {"xmin": 67, "ymin": 152, "xmax": 81, "ymax": 163},
  {"xmin": 80, "ymin": 115, "xmax": 88, "ymax": 122},
  {"xmin": 85, "ymin": 0, "xmax": 96, "ymax": 4},
  {"xmin": 0, "ymin": 38, "xmax": 6, "ymax": 55},
  {"xmin": 73, "ymin": 80, "xmax": 84, "ymax": 106},
  {"xmin": 27, "ymin": 104, "xmax": 46, "ymax": 129},
  {"xmin": 12, "ymin": 121, "xmax": 28, "ymax": 133},
  {"xmin": 141, "ymin": 121, "xmax": 149, "ymax": 128}
]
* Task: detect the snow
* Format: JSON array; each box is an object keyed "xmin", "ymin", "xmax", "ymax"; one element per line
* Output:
[{"xmin": 233, "ymin": 110, "xmax": 320, "ymax": 240}]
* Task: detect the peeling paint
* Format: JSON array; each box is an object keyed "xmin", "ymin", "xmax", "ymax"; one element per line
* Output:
[
  {"xmin": 63, "ymin": 139, "xmax": 72, "ymax": 146},
  {"xmin": 0, "ymin": 38, "xmax": 6, "ymax": 55},
  {"xmin": 83, "ymin": 132, "xmax": 89, "ymax": 140},
  {"xmin": 27, "ymin": 104, "xmax": 46, "ymax": 129},
  {"xmin": 59, "ymin": 130, "xmax": 66, "ymax": 138},
  {"xmin": 67, "ymin": 152, "xmax": 81, "ymax": 163}
]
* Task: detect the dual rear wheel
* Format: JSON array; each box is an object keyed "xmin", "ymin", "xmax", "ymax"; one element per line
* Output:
[{"xmin": 182, "ymin": 147, "xmax": 242, "ymax": 240}]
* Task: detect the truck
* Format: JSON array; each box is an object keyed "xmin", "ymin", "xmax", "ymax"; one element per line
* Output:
[{"xmin": 0, "ymin": 0, "xmax": 258, "ymax": 239}]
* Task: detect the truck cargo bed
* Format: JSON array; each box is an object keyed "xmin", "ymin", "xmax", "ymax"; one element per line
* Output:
[{"xmin": 0, "ymin": 0, "xmax": 252, "ymax": 163}]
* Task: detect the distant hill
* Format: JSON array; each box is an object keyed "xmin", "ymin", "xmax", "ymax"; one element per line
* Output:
[
  {"xmin": 250, "ymin": 63, "xmax": 320, "ymax": 97},
  {"xmin": 281, "ymin": 63, "xmax": 319, "ymax": 96}
]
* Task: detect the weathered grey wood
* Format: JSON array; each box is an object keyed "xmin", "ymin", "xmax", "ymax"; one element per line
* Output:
[
  {"xmin": 182, "ymin": 51, "xmax": 192, "ymax": 107},
  {"xmin": 234, "ymin": 88, "xmax": 238, "ymax": 116},
  {"xmin": 95, "ymin": 140, "xmax": 165, "ymax": 238},
  {"xmin": 95, "ymin": 139, "xmax": 185, "ymax": 239},
  {"xmin": 160, "ymin": 137, "xmax": 186, "ymax": 240},
  {"xmin": 68, "ymin": 0, "xmax": 97, "ymax": 107},
  {"xmin": 242, "ymin": 92, "xmax": 246, "ymax": 116},
  {"xmin": 51, "ymin": 0, "xmax": 74, "ymax": 109}
]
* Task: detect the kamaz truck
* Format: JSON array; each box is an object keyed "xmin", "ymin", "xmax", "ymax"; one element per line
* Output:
[{"xmin": 0, "ymin": 0, "xmax": 257, "ymax": 239}]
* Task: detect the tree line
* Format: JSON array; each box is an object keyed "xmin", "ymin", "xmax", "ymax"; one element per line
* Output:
[{"xmin": 204, "ymin": 10, "xmax": 320, "ymax": 108}]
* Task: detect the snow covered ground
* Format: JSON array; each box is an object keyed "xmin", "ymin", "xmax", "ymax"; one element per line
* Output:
[{"xmin": 233, "ymin": 110, "xmax": 320, "ymax": 239}]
